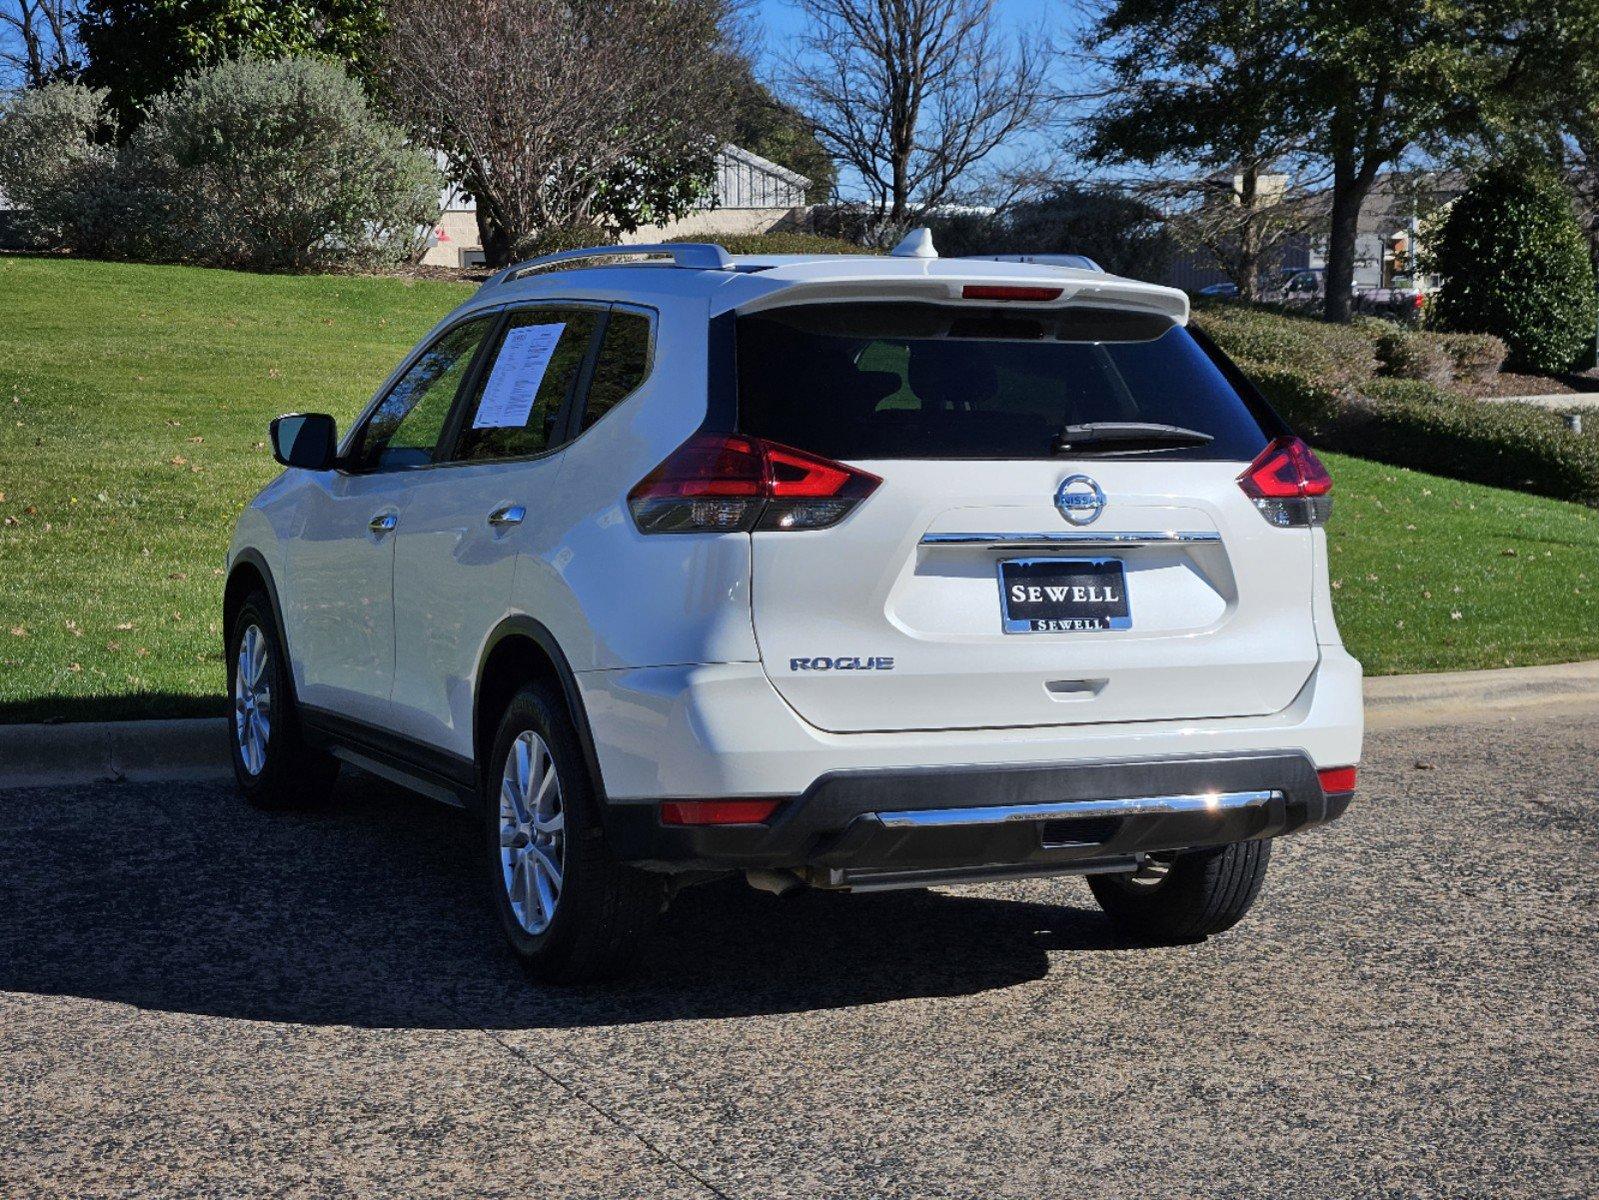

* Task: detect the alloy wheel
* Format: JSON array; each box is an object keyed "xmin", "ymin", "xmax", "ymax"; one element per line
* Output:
[
  {"xmin": 498, "ymin": 730, "xmax": 566, "ymax": 935},
  {"xmin": 233, "ymin": 623, "xmax": 272, "ymax": 776}
]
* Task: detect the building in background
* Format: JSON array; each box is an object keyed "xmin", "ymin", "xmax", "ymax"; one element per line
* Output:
[{"xmin": 422, "ymin": 143, "xmax": 811, "ymax": 267}]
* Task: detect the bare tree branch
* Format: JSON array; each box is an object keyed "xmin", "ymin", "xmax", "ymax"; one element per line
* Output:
[
  {"xmin": 781, "ymin": 0, "xmax": 1054, "ymax": 237},
  {"xmin": 385, "ymin": 0, "xmax": 740, "ymax": 265},
  {"xmin": 0, "ymin": 0, "xmax": 81, "ymax": 89}
]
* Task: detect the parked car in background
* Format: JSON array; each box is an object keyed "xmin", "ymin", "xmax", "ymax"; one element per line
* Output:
[
  {"xmin": 225, "ymin": 233, "xmax": 1363, "ymax": 983},
  {"xmin": 1354, "ymin": 276, "xmax": 1430, "ymax": 325},
  {"xmin": 1195, "ymin": 281, "xmax": 1240, "ymax": 299}
]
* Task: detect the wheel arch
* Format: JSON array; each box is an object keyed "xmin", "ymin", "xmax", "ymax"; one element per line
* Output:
[
  {"xmin": 224, "ymin": 550, "xmax": 295, "ymax": 695},
  {"xmin": 474, "ymin": 616, "xmax": 608, "ymax": 805}
]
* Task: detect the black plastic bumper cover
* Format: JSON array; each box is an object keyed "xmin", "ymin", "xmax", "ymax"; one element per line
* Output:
[{"xmin": 604, "ymin": 752, "xmax": 1352, "ymax": 874}]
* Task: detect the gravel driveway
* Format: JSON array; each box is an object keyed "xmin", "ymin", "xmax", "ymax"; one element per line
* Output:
[{"xmin": 1, "ymin": 713, "xmax": 1594, "ymax": 1199}]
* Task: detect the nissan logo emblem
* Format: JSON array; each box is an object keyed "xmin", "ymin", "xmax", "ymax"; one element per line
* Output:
[{"xmin": 1055, "ymin": 474, "xmax": 1106, "ymax": 525}]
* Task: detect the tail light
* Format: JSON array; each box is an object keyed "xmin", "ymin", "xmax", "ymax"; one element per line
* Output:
[
  {"xmin": 1238, "ymin": 436, "xmax": 1333, "ymax": 527},
  {"xmin": 1317, "ymin": 766, "xmax": 1357, "ymax": 795},
  {"xmin": 628, "ymin": 433, "xmax": 881, "ymax": 534}
]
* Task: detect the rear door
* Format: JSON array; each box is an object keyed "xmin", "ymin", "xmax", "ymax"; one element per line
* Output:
[
  {"xmin": 388, "ymin": 304, "xmax": 607, "ymax": 756},
  {"xmin": 736, "ymin": 300, "xmax": 1320, "ymax": 733}
]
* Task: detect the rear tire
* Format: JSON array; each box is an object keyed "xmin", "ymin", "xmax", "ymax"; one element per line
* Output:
[
  {"xmin": 483, "ymin": 682, "xmax": 666, "ymax": 984},
  {"xmin": 226, "ymin": 591, "xmax": 339, "ymax": 809},
  {"xmin": 1088, "ymin": 839, "xmax": 1271, "ymax": 942}
]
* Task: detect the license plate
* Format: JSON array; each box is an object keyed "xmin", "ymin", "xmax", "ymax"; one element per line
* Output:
[{"xmin": 998, "ymin": 557, "xmax": 1131, "ymax": 633}]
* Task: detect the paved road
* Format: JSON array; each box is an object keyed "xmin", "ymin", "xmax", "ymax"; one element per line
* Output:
[{"xmin": 2, "ymin": 713, "xmax": 1595, "ymax": 1199}]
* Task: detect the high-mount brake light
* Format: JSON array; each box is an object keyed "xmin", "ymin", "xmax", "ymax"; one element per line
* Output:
[
  {"xmin": 961, "ymin": 284, "xmax": 1063, "ymax": 301},
  {"xmin": 628, "ymin": 433, "xmax": 881, "ymax": 534},
  {"xmin": 1237, "ymin": 436, "xmax": 1334, "ymax": 527}
]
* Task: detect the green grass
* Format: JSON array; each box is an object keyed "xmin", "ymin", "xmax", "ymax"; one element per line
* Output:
[
  {"xmin": 1319, "ymin": 453, "xmax": 1599, "ymax": 674},
  {"xmin": 0, "ymin": 256, "xmax": 471, "ymax": 722},
  {"xmin": 1, "ymin": 256, "xmax": 1596, "ymax": 722}
]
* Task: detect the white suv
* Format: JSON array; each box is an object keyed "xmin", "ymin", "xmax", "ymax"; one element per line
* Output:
[{"xmin": 225, "ymin": 236, "xmax": 1363, "ymax": 982}]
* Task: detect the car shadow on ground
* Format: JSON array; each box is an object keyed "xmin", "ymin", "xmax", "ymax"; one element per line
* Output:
[{"xmin": 0, "ymin": 770, "xmax": 1127, "ymax": 1030}]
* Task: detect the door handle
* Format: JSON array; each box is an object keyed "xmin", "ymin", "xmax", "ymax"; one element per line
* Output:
[
  {"xmin": 488, "ymin": 505, "xmax": 526, "ymax": 528},
  {"xmin": 369, "ymin": 512, "xmax": 398, "ymax": 534}
]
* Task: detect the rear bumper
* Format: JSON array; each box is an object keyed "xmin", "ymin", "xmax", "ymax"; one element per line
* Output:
[{"xmin": 603, "ymin": 750, "xmax": 1352, "ymax": 876}]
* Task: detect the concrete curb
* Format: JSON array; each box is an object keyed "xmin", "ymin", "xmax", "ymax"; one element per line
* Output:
[
  {"xmin": 1363, "ymin": 659, "xmax": 1599, "ymax": 730},
  {"xmin": 3, "ymin": 660, "xmax": 1599, "ymax": 787},
  {"xmin": 0, "ymin": 718, "xmax": 230, "ymax": 789}
]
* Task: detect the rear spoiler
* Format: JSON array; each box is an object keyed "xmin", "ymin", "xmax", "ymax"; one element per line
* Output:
[{"xmin": 728, "ymin": 276, "xmax": 1190, "ymax": 325}]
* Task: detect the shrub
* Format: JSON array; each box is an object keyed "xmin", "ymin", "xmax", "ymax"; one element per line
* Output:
[
  {"xmin": 1430, "ymin": 331, "xmax": 1508, "ymax": 385},
  {"xmin": 1430, "ymin": 164, "xmax": 1599, "ymax": 374},
  {"xmin": 1247, "ymin": 364, "xmax": 1599, "ymax": 506},
  {"xmin": 520, "ymin": 225, "xmax": 619, "ymax": 258},
  {"xmin": 668, "ymin": 230, "xmax": 871, "ymax": 255},
  {"xmin": 1194, "ymin": 302, "xmax": 1378, "ymax": 391},
  {"xmin": 129, "ymin": 56, "xmax": 442, "ymax": 270},
  {"xmin": 1373, "ymin": 327, "xmax": 1454, "ymax": 388},
  {"xmin": 0, "ymin": 83, "xmax": 114, "ymax": 251}
]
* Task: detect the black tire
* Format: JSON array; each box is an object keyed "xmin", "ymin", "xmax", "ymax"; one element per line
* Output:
[
  {"xmin": 483, "ymin": 682, "xmax": 666, "ymax": 984},
  {"xmin": 1088, "ymin": 839, "xmax": 1272, "ymax": 943},
  {"xmin": 226, "ymin": 591, "xmax": 339, "ymax": 809}
]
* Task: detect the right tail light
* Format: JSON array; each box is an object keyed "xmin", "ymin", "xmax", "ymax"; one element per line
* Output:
[
  {"xmin": 1237, "ymin": 436, "xmax": 1333, "ymax": 527},
  {"xmin": 628, "ymin": 433, "xmax": 881, "ymax": 534}
]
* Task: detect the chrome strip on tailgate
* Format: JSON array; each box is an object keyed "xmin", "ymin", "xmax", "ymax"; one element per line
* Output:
[
  {"xmin": 875, "ymin": 789, "xmax": 1280, "ymax": 828},
  {"xmin": 919, "ymin": 531, "xmax": 1222, "ymax": 548}
]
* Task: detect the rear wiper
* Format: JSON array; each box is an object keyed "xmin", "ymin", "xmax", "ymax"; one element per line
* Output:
[{"xmin": 1051, "ymin": 422, "xmax": 1215, "ymax": 454}]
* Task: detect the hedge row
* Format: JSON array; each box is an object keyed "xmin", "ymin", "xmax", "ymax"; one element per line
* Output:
[{"xmin": 1243, "ymin": 365, "xmax": 1599, "ymax": 507}]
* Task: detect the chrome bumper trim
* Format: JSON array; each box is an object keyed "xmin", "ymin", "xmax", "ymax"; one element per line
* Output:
[
  {"xmin": 919, "ymin": 530, "xmax": 1222, "ymax": 548},
  {"xmin": 874, "ymin": 789, "xmax": 1281, "ymax": 829}
]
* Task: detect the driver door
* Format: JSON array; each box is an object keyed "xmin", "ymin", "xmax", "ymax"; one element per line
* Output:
[{"xmin": 282, "ymin": 316, "xmax": 495, "ymax": 728}]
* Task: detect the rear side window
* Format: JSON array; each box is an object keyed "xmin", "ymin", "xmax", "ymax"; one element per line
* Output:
[
  {"xmin": 454, "ymin": 308, "xmax": 600, "ymax": 463},
  {"xmin": 736, "ymin": 302, "xmax": 1271, "ymax": 461},
  {"xmin": 579, "ymin": 311, "xmax": 651, "ymax": 432}
]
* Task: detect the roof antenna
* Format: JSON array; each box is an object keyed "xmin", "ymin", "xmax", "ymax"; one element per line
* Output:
[{"xmin": 889, "ymin": 227, "xmax": 937, "ymax": 259}]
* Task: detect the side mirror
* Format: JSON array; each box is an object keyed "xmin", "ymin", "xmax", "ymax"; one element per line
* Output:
[{"xmin": 269, "ymin": 413, "xmax": 338, "ymax": 470}]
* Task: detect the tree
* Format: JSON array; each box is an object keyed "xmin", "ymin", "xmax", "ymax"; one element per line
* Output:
[
  {"xmin": 0, "ymin": 1, "xmax": 82, "ymax": 88},
  {"xmin": 783, "ymin": 0, "xmax": 1053, "ymax": 238},
  {"xmin": 1082, "ymin": 0, "xmax": 1310, "ymax": 300},
  {"xmin": 1431, "ymin": 163, "xmax": 1598, "ymax": 374},
  {"xmin": 1290, "ymin": 1, "xmax": 1599, "ymax": 322},
  {"xmin": 385, "ymin": 0, "xmax": 739, "ymax": 266},
  {"xmin": 78, "ymin": 0, "xmax": 386, "ymax": 130},
  {"xmin": 729, "ymin": 64, "xmax": 835, "ymax": 201},
  {"xmin": 1080, "ymin": 0, "xmax": 1599, "ymax": 321}
]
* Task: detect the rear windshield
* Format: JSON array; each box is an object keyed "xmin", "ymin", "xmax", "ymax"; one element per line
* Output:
[{"xmin": 736, "ymin": 302, "xmax": 1273, "ymax": 461}]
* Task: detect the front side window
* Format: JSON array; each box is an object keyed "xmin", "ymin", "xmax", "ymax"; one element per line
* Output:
[
  {"xmin": 736, "ymin": 302, "xmax": 1273, "ymax": 461},
  {"xmin": 454, "ymin": 308, "xmax": 601, "ymax": 463},
  {"xmin": 579, "ymin": 310, "xmax": 652, "ymax": 432},
  {"xmin": 352, "ymin": 319, "xmax": 490, "ymax": 470}
]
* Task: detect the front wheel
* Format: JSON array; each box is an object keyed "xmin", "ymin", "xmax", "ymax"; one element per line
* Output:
[
  {"xmin": 483, "ymin": 683, "xmax": 666, "ymax": 983},
  {"xmin": 1088, "ymin": 839, "xmax": 1272, "ymax": 943},
  {"xmin": 226, "ymin": 591, "xmax": 338, "ymax": 809}
]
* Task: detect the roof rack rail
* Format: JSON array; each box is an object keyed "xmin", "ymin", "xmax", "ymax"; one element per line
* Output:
[{"xmin": 479, "ymin": 242, "xmax": 733, "ymax": 290}]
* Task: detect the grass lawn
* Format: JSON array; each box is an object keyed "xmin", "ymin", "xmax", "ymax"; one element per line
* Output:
[{"xmin": 2, "ymin": 256, "xmax": 1597, "ymax": 722}]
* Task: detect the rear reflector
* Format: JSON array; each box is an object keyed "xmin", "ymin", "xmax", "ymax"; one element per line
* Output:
[
  {"xmin": 1317, "ymin": 766, "xmax": 1358, "ymax": 795},
  {"xmin": 628, "ymin": 433, "xmax": 880, "ymax": 534},
  {"xmin": 660, "ymin": 799, "xmax": 782, "ymax": 826},
  {"xmin": 961, "ymin": 284, "xmax": 1063, "ymax": 301},
  {"xmin": 1238, "ymin": 436, "xmax": 1333, "ymax": 527}
]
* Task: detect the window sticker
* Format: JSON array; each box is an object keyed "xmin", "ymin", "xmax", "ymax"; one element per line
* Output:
[{"xmin": 472, "ymin": 322, "xmax": 567, "ymax": 429}]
